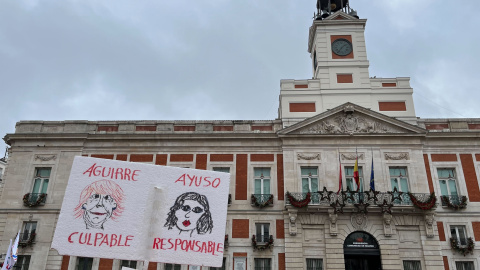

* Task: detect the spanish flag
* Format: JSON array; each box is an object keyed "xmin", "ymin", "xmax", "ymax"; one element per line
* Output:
[{"xmin": 353, "ymin": 157, "xmax": 360, "ymax": 191}]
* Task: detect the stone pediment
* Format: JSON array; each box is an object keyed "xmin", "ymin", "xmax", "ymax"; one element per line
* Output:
[
  {"xmin": 323, "ymin": 11, "xmax": 357, "ymax": 21},
  {"xmin": 279, "ymin": 103, "xmax": 426, "ymax": 136}
]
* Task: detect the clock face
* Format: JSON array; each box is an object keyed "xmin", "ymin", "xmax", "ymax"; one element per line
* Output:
[{"xmin": 332, "ymin": 38, "xmax": 353, "ymax": 56}]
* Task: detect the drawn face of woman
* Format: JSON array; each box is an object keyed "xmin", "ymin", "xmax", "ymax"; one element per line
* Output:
[
  {"xmin": 175, "ymin": 199, "xmax": 204, "ymax": 231},
  {"xmin": 83, "ymin": 194, "xmax": 117, "ymax": 226}
]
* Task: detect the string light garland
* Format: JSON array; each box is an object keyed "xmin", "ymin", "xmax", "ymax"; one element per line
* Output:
[
  {"xmin": 286, "ymin": 192, "xmax": 311, "ymax": 208},
  {"xmin": 251, "ymin": 194, "xmax": 274, "ymax": 208},
  {"xmin": 408, "ymin": 192, "xmax": 436, "ymax": 210},
  {"xmin": 441, "ymin": 196, "xmax": 467, "ymax": 210},
  {"xmin": 23, "ymin": 193, "xmax": 47, "ymax": 207},
  {"xmin": 252, "ymin": 235, "xmax": 274, "ymax": 251},
  {"xmin": 450, "ymin": 237, "xmax": 475, "ymax": 256}
]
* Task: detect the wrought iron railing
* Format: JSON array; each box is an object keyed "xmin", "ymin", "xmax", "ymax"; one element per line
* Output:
[
  {"xmin": 251, "ymin": 194, "xmax": 274, "ymax": 207},
  {"xmin": 285, "ymin": 189, "xmax": 435, "ymax": 213},
  {"xmin": 252, "ymin": 234, "xmax": 274, "ymax": 251},
  {"xmin": 18, "ymin": 232, "xmax": 36, "ymax": 247},
  {"xmin": 441, "ymin": 195, "xmax": 467, "ymax": 208},
  {"xmin": 22, "ymin": 193, "xmax": 47, "ymax": 207}
]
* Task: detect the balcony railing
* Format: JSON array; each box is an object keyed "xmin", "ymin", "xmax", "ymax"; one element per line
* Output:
[
  {"xmin": 286, "ymin": 188, "xmax": 435, "ymax": 213},
  {"xmin": 441, "ymin": 195, "xmax": 467, "ymax": 209},
  {"xmin": 18, "ymin": 232, "xmax": 36, "ymax": 247},
  {"xmin": 252, "ymin": 235, "xmax": 274, "ymax": 251},
  {"xmin": 251, "ymin": 194, "xmax": 274, "ymax": 208},
  {"xmin": 22, "ymin": 193, "xmax": 47, "ymax": 207}
]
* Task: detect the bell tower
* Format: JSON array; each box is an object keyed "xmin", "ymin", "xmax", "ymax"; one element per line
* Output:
[
  {"xmin": 309, "ymin": 0, "xmax": 370, "ymax": 86},
  {"xmin": 278, "ymin": 0, "xmax": 418, "ymax": 127}
]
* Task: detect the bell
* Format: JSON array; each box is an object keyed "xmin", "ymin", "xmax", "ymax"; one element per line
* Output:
[{"xmin": 318, "ymin": 0, "xmax": 349, "ymax": 12}]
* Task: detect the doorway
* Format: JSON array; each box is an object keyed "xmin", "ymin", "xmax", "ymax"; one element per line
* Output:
[{"xmin": 344, "ymin": 231, "xmax": 382, "ymax": 270}]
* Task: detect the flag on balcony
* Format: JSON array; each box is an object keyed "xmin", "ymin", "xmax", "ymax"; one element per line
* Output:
[
  {"xmin": 353, "ymin": 156, "xmax": 360, "ymax": 191},
  {"xmin": 1, "ymin": 239, "xmax": 12, "ymax": 270},
  {"xmin": 370, "ymin": 157, "xmax": 375, "ymax": 191},
  {"xmin": 11, "ymin": 230, "xmax": 20, "ymax": 265},
  {"xmin": 337, "ymin": 155, "xmax": 343, "ymax": 194}
]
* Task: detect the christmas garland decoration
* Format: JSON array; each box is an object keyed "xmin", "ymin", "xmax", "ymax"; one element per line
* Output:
[
  {"xmin": 23, "ymin": 193, "xmax": 47, "ymax": 207},
  {"xmin": 408, "ymin": 192, "xmax": 436, "ymax": 210},
  {"xmin": 18, "ymin": 233, "xmax": 36, "ymax": 248},
  {"xmin": 252, "ymin": 235, "xmax": 274, "ymax": 251},
  {"xmin": 450, "ymin": 237, "xmax": 475, "ymax": 256},
  {"xmin": 286, "ymin": 192, "xmax": 311, "ymax": 208},
  {"xmin": 441, "ymin": 196, "xmax": 467, "ymax": 210},
  {"xmin": 251, "ymin": 194, "xmax": 274, "ymax": 208}
]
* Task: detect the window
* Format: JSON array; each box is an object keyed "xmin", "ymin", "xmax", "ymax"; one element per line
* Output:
[
  {"xmin": 456, "ymin": 262, "xmax": 474, "ymax": 270},
  {"xmin": 14, "ymin": 255, "xmax": 31, "ymax": 270},
  {"xmin": 213, "ymin": 167, "xmax": 230, "ymax": 173},
  {"xmin": 254, "ymin": 168, "xmax": 271, "ymax": 195},
  {"xmin": 403, "ymin": 260, "xmax": 421, "ymax": 270},
  {"xmin": 20, "ymin": 221, "xmax": 37, "ymax": 243},
  {"xmin": 301, "ymin": 167, "xmax": 318, "ymax": 193},
  {"xmin": 451, "ymin": 225, "xmax": 468, "ymax": 246},
  {"xmin": 254, "ymin": 258, "xmax": 271, "ymax": 270},
  {"xmin": 76, "ymin": 257, "xmax": 93, "ymax": 270},
  {"xmin": 120, "ymin": 260, "xmax": 137, "ymax": 269},
  {"xmin": 390, "ymin": 167, "xmax": 410, "ymax": 204},
  {"xmin": 438, "ymin": 168, "xmax": 458, "ymax": 196},
  {"xmin": 189, "ymin": 266, "xmax": 200, "ymax": 270},
  {"xmin": 306, "ymin": 258, "xmax": 323, "ymax": 270},
  {"xmin": 390, "ymin": 167, "xmax": 409, "ymax": 192},
  {"xmin": 32, "ymin": 168, "xmax": 51, "ymax": 199},
  {"xmin": 255, "ymin": 223, "xmax": 270, "ymax": 243},
  {"xmin": 165, "ymin": 264, "xmax": 181, "ymax": 270},
  {"xmin": 210, "ymin": 258, "xmax": 226, "ymax": 270},
  {"xmin": 345, "ymin": 166, "xmax": 363, "ymax": 191}
]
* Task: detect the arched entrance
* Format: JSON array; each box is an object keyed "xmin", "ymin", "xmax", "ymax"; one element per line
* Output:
[{"xmin": 344, "ymin": 231, "xmax": 382, "ymax": 270}]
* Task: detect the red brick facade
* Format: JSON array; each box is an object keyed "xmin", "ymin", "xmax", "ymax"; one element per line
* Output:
[
  {"xmin": 378, "ymin": 102, "xmax": 406, "ymax": 111},
  {"xmin": 460, "ymin": 154, "xmax": 480, "ymax": 202},
  {"xmin": 431, "ymin": 154, "xmax": 457, "ymax": 162},
  {"xmin": 130, "ymin": 154, "xmax": 154, "ymax": 163},
  {"xmin": 437, "ymin": 222, "xmax": 446, "ymax": 241},
  {"xmin": 235, "ymin": 154, "xmax": 248, "ymax": 200},
  {"xmin": 232, "ymin": 219, "xmax": 249, "ymax": 238},
  {"xmin": 289, "ymin": 103, "xmax": 316, "ymax": 112}
]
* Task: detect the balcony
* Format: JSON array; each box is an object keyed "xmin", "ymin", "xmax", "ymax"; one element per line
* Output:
[
  {"xmin": 286, "ymin": 188, "xmax": 436, "ymax": 213},
  {"xmin": 252, "ymin": 235, "xmax": 274, "ymax": 251},
  {"xmin": 251, "ymin": 194, "xmax": 274, "ymax": 208},
  {"xmin": 22, "ymin": 193, "xmax": 47, "ymax": 207},
  {"xmin": 18, "ymin": 232, "xmax": 36, "ymax": 248},
  {"xmin": 441, "ymin": 195, "xmax": 467, "ymax": 210}
]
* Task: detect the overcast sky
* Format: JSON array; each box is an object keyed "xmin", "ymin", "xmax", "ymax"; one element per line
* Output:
[{"xmin": 1, "ymin": 0, "xmax": 479, "ymax": 153}]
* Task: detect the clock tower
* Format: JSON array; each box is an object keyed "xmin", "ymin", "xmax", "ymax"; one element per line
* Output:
[{"xmin": 279, "ymin": 1, "xmax": 417, "ymax": 127}]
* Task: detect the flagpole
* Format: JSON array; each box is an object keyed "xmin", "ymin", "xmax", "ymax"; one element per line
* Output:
[
  {"xmin": 370, "ymin": 148, "xmax": 375, "ymax": 191},
  {"xmin": 337, "ymin": 148, "xmax": 343, "ymax": 194}
]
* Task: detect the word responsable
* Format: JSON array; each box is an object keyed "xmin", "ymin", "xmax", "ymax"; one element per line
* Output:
[
  {"xmin": 152, "ymin": 238, "xmax": 223, "ymax": 256},
  {"xmin": 68, "ymin": 232, "xmax": 134, "ymax": 247},
  {"xmin": 83, "ymin": 163, "xmax": 140, "ymax": 181},
  {"xmin": 174, "ymin": 174, "xmax": 221, "ymax": 188}
]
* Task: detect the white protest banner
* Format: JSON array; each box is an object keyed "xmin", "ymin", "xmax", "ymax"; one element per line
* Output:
[{"xmin": 52, "ymin": 156, "xmax": 230, "ymax": 267}]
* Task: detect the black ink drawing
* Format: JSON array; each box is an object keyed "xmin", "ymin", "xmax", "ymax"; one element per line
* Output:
[
  {"xmin": 74, "ymin": 180, "xmax": 125, "ymax": 230},
  {"xmin": 164, "ymin": 192, "xmax": 213, "ymax": 237}
]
